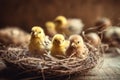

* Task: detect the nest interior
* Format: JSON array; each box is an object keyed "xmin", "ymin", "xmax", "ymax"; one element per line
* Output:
[{"xmin": 0, "ymin": 42, "xmax": 104, "ymax": 79}]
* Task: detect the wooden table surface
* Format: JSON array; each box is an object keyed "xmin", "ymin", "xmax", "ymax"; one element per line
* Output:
[
  {"xmin": 0, "ymin": 53, "xmax": 120, "ymax": 80},
  {"xmin": 68, "ymin": 53, "xmax": 120, "ymax": 80}
]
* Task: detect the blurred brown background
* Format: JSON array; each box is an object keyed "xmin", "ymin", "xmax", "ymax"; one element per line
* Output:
[{"xmin": 0, "ymin": 0, "xmax": 120, "ymax": 32}]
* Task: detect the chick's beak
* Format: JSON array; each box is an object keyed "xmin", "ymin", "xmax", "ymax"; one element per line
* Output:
[
  {"xmin": 57, "ymin": 40, "xmax": 61, "ymax": 44},
  {"xmin": 34, "ymin": 32, "xmax": 37, "ymax": 35},
  {"xmin": 55, "ymin": 39, "xmax": 63, "ymax": 45},
  {"xmin": 71, "ymin": 42, "xmax": 76, "ymax": 47},
  {"xmin": 31, "ymin": 32, "xmax": 37, "ymax": 37}
]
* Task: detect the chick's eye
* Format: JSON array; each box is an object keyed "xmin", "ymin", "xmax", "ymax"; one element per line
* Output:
[
  {"xmin": 77, "ymin": 41, "xmax": 80, "ymax": 44},
  {"xmin": 39, "ymin": 32, "xmax": 41, "ymax": 33},
  {"xmin": 54, "ymin": 39, "xmax": 57, "ymax": 41}
]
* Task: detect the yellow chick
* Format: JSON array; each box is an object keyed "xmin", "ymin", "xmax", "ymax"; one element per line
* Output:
[
  {"xmin": 50, "ymin": 34, "xmax": 69, "ymax": 59},
  {"xmin": 29, "ymin": 26, "xmax": 50, "ymax": 56},
  {"xmin": 54, "ymin": 16, "xmax": 69, "ymax": 35},
  {"xmin": 85, "ymin": 33, "xmax": 101, "ymax": 47},
  {"xmin": 45, "ymin": 21, "xmax": 57, "ymax": 37},
  {"xmin": 54, "ymin": 16, "xmax": 84, "ymax": 37},
  {"xmin": 66, "ymin": 35, "xmax": 88, "ymax": 58}
]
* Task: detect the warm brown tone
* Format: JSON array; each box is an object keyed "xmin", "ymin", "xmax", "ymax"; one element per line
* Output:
[{"xmin": 0, "ymin": 0, "xmax": 120, "ymax": 32}]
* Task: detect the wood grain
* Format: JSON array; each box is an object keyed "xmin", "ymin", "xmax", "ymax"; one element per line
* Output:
[{"xmin": 0, "ymin": 0, "xmax": 120, "ymax": 31}]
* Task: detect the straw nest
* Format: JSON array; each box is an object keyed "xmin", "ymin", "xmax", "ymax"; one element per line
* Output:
[{"xmin": 0, "ymin": 42, "xmax": 104, "ymax": 79}]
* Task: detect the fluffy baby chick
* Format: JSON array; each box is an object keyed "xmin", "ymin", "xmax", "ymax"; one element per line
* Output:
[
  {"xmin": 45, "ymin": 21, "xmax": 57, "ymax": 37},
  {"xmin": 105, "ymin": 26, "xmax": 120, "ymax": 40},
  {"xmin": 29, "ymin": 26, "xmax": 51, "ymax": 56},
  {"xmin": 54, "ymin": 16, "xmax": 84, "ymax": 37},
  {"xmin": 95, "ymin": 17, "xmax": 111, "ymax": 32},
  {"xmin": 54, "ymin": 16, "xmax": 69, "ymax": 35},
  {"xmin": 85, "ymin": 33, "xmax": 101, "ymax": 47},
  {"xmin": 50, "ymin": 34, "xmax": 69, "ymax": 59},
  {"xmin": 86, "ymin": 17, "xmax": 111, "ymax": 34},
  {"xmin": 66, "ymin": 35, "xmax": 88, "ymax": 58},
  {"xmin": 67, "ymin": 18, "xmax": 84, "ymax": 35},
  {"xmin": 104, "ymin": 26, "xmax": 120, "ymax": 47}
]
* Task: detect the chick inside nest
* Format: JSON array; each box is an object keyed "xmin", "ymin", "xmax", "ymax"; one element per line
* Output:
[
  {"xmin": 0, "ymin": 41, "xmax": 103, "ymax": 75},
  {"xmin": 0, "ymin": 30, "xmax": 104, "ymax": 79}
]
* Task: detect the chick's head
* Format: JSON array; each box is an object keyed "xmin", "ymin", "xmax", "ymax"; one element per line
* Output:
[
  {"xmin": 52, "ymin": 34, "xmax": 65, "ymax": 46},
  {"xmin": 69, "ymin": 35, "xmax": 84, "ymax": 48},
  {"xmin": 54, "ymin": 16, "xmax": 67, "ymax": 27},
  {"xmin": 95, "ymin": 17, "xmax": 111, "ymax": 30},
  {"xmin": 45, "ymin": 21, "xmax": 55, "ymax": 31},
  {"xmin": 31, "ymin": 26, "xmax": 45, "ymax": 38}
]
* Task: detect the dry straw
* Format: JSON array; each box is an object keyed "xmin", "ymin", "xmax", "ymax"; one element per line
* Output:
[{"xmin": 0, "ymin": 42, "xmax": 104, "ymax": 80}]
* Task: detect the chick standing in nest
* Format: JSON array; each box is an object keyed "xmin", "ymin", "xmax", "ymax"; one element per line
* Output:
[
  {"xmin": 86, "ymin": 18, "xmax": 111, "ymax": 34},
  {"xmin": 85, "ymin": 33, "xmax": 101, "ymax": 47},
  {"xmin": 104, "ymin": 26, "xmax": 120, "ymax": 47},
  {"xmin": 29, "ymin": 26, "xmax": 51, "ymax": 56},
  {"xmin": 45, "ymin": 21, "xmax": 57, "ymax": 37},
  {"xmin": 95, "ymin": 17, "xmax": 111, "ymax": 32},
  {"xmin": 66, "ymin": 35, "xmax": 88, "ymax": 58},
  {"xmin": 86, "ymin": 17, "xmax": 111, "ymax": 40},
  {"xmin": 54, "ymin": 16, "xmax": 68, "ymax": 35},
  {"xmin": 54, "ymin": 16, "xmax": 84, "ymax": 37},
  {"xmin": 50, "ymin": 34, "xmax": 69, "ymax": 59},
  {"xmin": 67, "ymin": 18, "xmax": 84, "ymax": 35}
]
